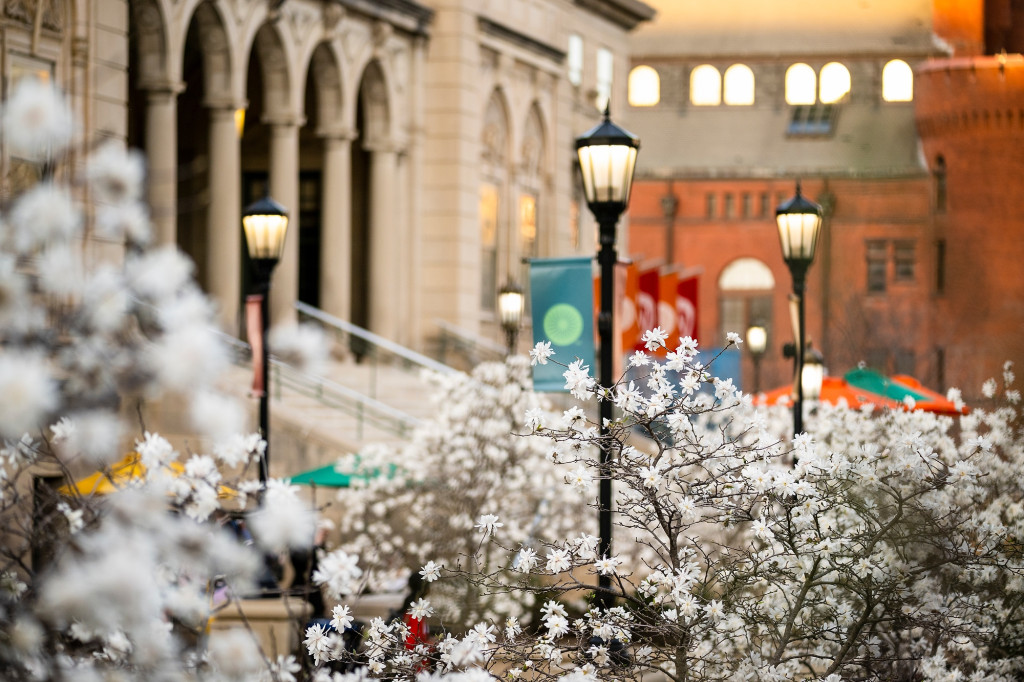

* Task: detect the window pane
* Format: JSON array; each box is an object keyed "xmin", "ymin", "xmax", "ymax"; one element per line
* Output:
[
  {"xmin": 705, "ymin": 193, "xmax": 717, "ymax": 218},
  {"xmin": 628, "ymin": 65, "xmax": 660, "ymax": 106},
  {"xmin": 720, "ymin": 297, "xmax": 745, "ymax": 345},
  {"xmin": 819, "ymin": 62, "xmax": 851, "ymax": 104},
  {"xmin": 882, "ymin": 59, "xmax": 913, "ymax": 102},
  {"xmin": 568, "ymin": 34, "xmax": 583, "ymax": 86},
  {"xmin": 785, "ymin": 63, "xmax": 816, "ymax": 105},
  {"xmin": 894, "ymin": 240, "xmax": 915, "ymax": 281},
  {"xmin": 866, "ymin": 239, "xmax": 887, "ymax": 293},
  {"xmin": 480, "ymin": 184, "xmax": 499, "ymax": 310},
  {"xmin": 690, "ymin": 65, "xmax": 721, "ymax": 106},
  {"xmin": 596, "ymin": 48, "xmax": 613, "ymax": 109},
  {"xmin": 723, "ymin": 64, "xmax": 754, "ymax": 105}
]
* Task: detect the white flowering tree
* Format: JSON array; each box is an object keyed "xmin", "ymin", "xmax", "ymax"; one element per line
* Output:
[
  {"xmin": 333, "ymin": 357, "xmax": 591, "ymax": 627},
  {"xmin": 0, "ymin": 81, "xmax": 327, "ymax": 681},
  {"xmin": 307, "ymin": 333, "xmax": 1024, "ymax": 682}
]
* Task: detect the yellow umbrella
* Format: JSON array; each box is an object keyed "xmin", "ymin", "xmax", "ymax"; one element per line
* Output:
[
  {"xmin": 59, "ymin": 453, "xmax": 236, "ymax": 499},
  {"xmin": 58, "ymin": 452, "xmax": 147, "ymax": 496}
]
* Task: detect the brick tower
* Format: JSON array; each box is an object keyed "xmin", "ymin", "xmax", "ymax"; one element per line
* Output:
[{"xmin": 915, "ymin": 1, "xmax": 1024, "ymax": 396}]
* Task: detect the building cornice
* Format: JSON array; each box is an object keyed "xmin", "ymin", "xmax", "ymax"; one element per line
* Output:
[
  {"xmin": 574, "ymin": 0, "xmax": 656, "ymax": 31},
  {"xmin": 478, "ymin": 17, "xmax": 565, "ymax": 63},
  {"xmin": 337, "ymin": 0, "xmax": 433, "ymax": 37}
]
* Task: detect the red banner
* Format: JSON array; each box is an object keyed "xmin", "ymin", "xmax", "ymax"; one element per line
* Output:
[
  {"xmin": 246, "ymin": 294, "xmax": 265, "ymax": 397},
  {"xmin": 677, "ymin": 275, "xmax": 699, "ymax": 344},
  {"xmin": 634, "ymin": 268, "xmax": 659, "ymax": 353}
]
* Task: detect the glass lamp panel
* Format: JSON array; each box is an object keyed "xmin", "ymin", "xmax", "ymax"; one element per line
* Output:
[
  {"xmin": 776, "ymin": 211, "xmax": 821, "ymax": 262},
  {"xmin": 498, "ymin": 288, "xmax": 524, "ymax": 328},
  {"xmin": 578, "ymin": 144, "xmax": 637, "ymax": 205},
  {"xmin": 801, "ymin": 359, "xmax": 824, "ymax": 400},
  {"xmin": 243, "ymin": 214, "xmax": 289, "ymax": 260},
  {"xmin": 746, "ymin": 325, "xmax": 767, "ymax": 355}
]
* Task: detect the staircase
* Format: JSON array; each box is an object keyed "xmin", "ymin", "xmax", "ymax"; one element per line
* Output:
[{"xmin": 219, "ymin": 304, "xmax": 474, "ymax": 479}]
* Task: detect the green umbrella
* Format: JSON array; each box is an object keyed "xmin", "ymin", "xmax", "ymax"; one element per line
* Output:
[
  {"xmin": 845, "ymin": 367, "xmax": 931, "ymax": 404},
  {"xmin": 288, "ymin": 459, "xmax": 397, "ymax": 487},
  {"xmin": 288, "ymin": 463, "xmax": 363, "ymax": 487}
]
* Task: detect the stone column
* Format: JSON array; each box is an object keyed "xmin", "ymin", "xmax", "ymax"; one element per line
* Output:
[
  {"xmin": 144, "ymin": 83, "xmax": 183, "ymax": 246},
  {"xmin": 207, "ymin": 104, "xmax": 242, "ymax": 332},
  {"xmin": 318, "ymin": 130, "xmax": 354, "ymax": 322},
  {"xmin": 368, "ymin": 143, "xmax": 398, "ymax": 341},
  {"xmin": 268, "ymin": 119, "xmax": 300, "ymax": 326}
]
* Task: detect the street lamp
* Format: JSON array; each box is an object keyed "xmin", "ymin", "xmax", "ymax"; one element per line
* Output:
[
  {"xmin": 746, "ymin": 324, "xmax": 767, "ymax": 393},
  {"xmin": 775, "ymin": 183, "xmax": 823, "ymax": 438},
  {"xmin": 576, "ymin": 106, "xmax": 639, "ymax": 609},
  {"xmin": 497, "ymin": 280, "xmax": 525, "ymax": 355},
  {"xmin": 242, "ymin": 195, "xmax": 290, "ymax": 485},
  {"xmin": 801, "ymin": 343, "xmax": 825, "ymax": 402}
]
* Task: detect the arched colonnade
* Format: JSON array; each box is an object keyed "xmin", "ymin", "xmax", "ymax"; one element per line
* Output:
[{"xmin": 129, "ymin": 0, "xmax": 426, "ymax": 341}]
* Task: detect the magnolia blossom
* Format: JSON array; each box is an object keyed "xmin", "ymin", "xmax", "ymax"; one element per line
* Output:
[
  {"xmin": 530, "ymin": 341, "xmax": 554, "ymax": 366},
  {"xmin": 1, "ymin": 79, "xmax": 73, "ymax": 161},
  {"xmin": 419, "ymin": 560, "xmax": 442, "ymax": 582},
  {"xmin": 474, "ymin": 513, "xmax": 503, "ymax": 537}
]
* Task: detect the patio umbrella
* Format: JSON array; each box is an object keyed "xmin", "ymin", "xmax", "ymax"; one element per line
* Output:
[
  {"xmin": 844, "ymin": 368, "xmax": 967, "ymax": 415},
  {"xmin": 59, "ymin": 452, "xmax": 237, "ymax": 498},
  {"xmin": 288, "ymin": 462, "xmax": 362, "ymax": 488},
  {"xmin": 58, "ymin": 452, "xmax": 147, "ymax": 496},
  {"xmin": 288, "ymin": 459, "xmax": 395, "ymax": 488},
  {"xmin": 754, "ymin": 375, "xmax": 903, "ymax": 411}
]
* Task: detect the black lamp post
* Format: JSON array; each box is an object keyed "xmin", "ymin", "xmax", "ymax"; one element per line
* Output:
[
  {"xmin": 775, "ymin": 183, "xmax": 823, "ymax": 438},
  {"xmin": 746, "ymin": 323, "xmax": 767, "ymax": 394},
  {"xmin": 497, "ymin": 280, "xmax": 525, "ymax": 356},
  {"xmin": 242, "ymin": 195, "xmax": 290, "ymax": 485},
  {"xmin": 575, "ymin": 106, "xmax": 639, "ymax": 609}
]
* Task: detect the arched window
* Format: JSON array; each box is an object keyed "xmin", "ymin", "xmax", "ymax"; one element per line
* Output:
[
  {"xmin": 785, "ymin": 63, "xmax": 816, "ymax": 105},
  {"xmin": 480, "ymin": 92, "xmax": 509, "ymax": 313},
  {"xmin": 628, "ymin": 65, "xmax": 660, "ymax": 106},
  {"xmin": 718, "ymin": 257, "xmax": 775, "ymax": 350},
  {"xmin": 723, "ymin": 64, "xmax": 754, "ymax": 105},
  {"xmin": 690, "ymin": 65, "xmax": 721, "ymax": 106},
  {"xmin": 719, "ymin": 258, "xmax": 775, "ymax": 290},
  {"xmin": 882, "ymin": 59, "xmax": 913, "ymax": 102},
  {"xmin": 819, "ymin": 62, "xmax": 851, "ymax": 104}
]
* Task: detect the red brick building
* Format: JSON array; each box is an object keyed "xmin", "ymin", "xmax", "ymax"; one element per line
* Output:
[{"xmin": 621, "ymin": 0, "xmax": 1022, "ymax": 399}]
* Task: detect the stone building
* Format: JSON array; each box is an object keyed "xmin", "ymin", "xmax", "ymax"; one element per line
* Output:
[
  {"xmin": 0, "ymin": 0, "xmax": 653, "ymax": 356},
  {"xmin": 120, "ymin": 0, "xmax": 652, "ymax": 354},
  {"xmin": 624, "ymin": 0, "xmax": 1022, "ymax": 399}
]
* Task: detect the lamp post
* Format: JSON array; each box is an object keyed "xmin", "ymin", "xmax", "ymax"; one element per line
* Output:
[
  {"xmin": 242, "ymin": 195, "xmax": 290, "ymax": 485},
  {"xmin": 746, "ymin": 324, "xmax": 767, "ymax": 393},
  {"xmin": 497, "ymin": 281, "xmax": 525, "ymax": 356},
  {"xmin": 775, "ymin": 183, "xmax": 823, "ymax": 438},
  {"xmin": 576, "ymin": 106, "xmax": 639, "ymax": 609}
]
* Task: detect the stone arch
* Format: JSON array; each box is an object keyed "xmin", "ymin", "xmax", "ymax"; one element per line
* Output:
[
  {"xmin": 130, "ymin": 0, "xmax": 169, "ymax": 87},
  {"xmin": 519, "ymin": 101, "xmax": 546, "ymax": 182},
  {"xmin": 307, "ymin": 42, "xmax": 345, "ymax": 133},
  {"xmin": 357, "ymin": 59, "xmax": 391, "ymax": 148},
  {"xmin": 252, "ymin": 22, "xmax": 293, "ymax": 121},
  {"xmin": 482, "ymin": 88, "xmax": 511, "ymax": 170},
  {"xmin": 192, "ymin": 1, "xmax": 232, "ymax": 104}
]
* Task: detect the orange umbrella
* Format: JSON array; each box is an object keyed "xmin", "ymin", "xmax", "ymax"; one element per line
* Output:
[{"xmin": 754, "ymin": 376, "xmax": 904, "ymax": 411}]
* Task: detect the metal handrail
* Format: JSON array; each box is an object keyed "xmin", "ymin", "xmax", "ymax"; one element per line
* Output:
[
  {"xmin": 433, "ymin": 318, "xmax": 507, "ymax": 368},
  {"xmin": 295, "ymin": 302, "xmax": 459, "ymax": 399},
  {"xmin": 296, "ymin": 302, "xmax": 456, "ymax": 375},
  {"xmin": 219, "ymin": 333, "xmax": 420, "ymax": 441}
]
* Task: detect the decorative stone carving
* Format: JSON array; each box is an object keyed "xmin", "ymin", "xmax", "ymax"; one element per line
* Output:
[{"xmin": 5, "ymin": 0, "xmax": 63, "ymax": 33}]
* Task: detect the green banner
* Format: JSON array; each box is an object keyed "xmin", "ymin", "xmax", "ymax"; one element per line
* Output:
[{"xmin": 529, "ymin": 257, "xmax": 595, "ymax": 392}]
